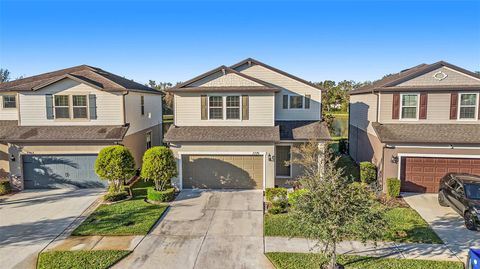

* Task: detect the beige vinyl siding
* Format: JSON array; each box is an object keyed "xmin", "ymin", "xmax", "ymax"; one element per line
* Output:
[
  {"xmin": 349, "ymin": 93, "xmax": 378, "ymax": 134},
  {"xmin": 380, "ymin": 92, "xmax": 480, "ymax": 124},
  {"xmin": 0, "ymin": 143, "xmax": 9, "ymax": 177},
  {"xmin": 174, "ymin": 91, "xmax": 274, "ymax": 126},
  {"xmin": 0, "ymin": 93, "xmax": 19, "ymax": 121},
  {"xmin": 169, "ymin": 142, "xmax": 275, "ymax": 189},
  {"xmin": 236, "ymin": 64, "xmax": 321, "ymax": 121},
  {"xmin": 124, "ymin": 92, "xmax": 163, "ymax": 135},
  {"xmin": 19, "ymin": 78, "xmax": 124, "ymax": 126},
  {"xmin": 398, "ymin": 67, "xmax": 480, "ymax": 86},
  {"xmin": 190, "ymin": 72, "xmax": 262, "ymax": 87}
]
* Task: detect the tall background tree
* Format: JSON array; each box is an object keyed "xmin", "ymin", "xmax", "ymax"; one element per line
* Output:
[
  {"xmin": 147, "ymin": 80, "xmax": 177, "ymax": 115},
  {"xmin": 315, "ymin": 80, "xmax": 363, "ymax": 114},
  {"xmin": 0, "ymin": 68, "xmax": 11, "ymax": 82}
]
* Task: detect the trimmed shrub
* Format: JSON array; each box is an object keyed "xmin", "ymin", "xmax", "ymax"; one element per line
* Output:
[
  {"xmin": 0, "ymin": 180, "xmax": 12, "ymax": 195},
  {"xmin": 95, "ymin": 145, "xmax": 136, "ymax": 193},
  {"xmin": 288, "ymin": 189, "xmax": 308, "ymax": 208},
  {"xmin": 386, "ymin": 177, "xmax": 401, "ymax": 199},
  {"xmin": 360, "ymin": 162, "xmax": 377, "ymax": 184},
  {"xmin": 266, "ymin": 188, "xmax": 287, "ymax": 202},
  {"xmin": 147, "ymin": 187, "xmax": 175, "ymax": 202},
  {"xmin": 141, "ymin": 147, "xmax": 177, "ymax": 191},
  {"xmin": 266, "ymin": 188, "xmax": 288, "ymax": 214},
  {"xmin": 103, "ymin": 191, "xmax": 129, "ymax": 202}
]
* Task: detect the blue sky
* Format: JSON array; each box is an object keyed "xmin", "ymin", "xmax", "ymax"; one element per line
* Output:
[{"xmin": 0, "ymin": 0, "xmax": 479, "ymax": 85}]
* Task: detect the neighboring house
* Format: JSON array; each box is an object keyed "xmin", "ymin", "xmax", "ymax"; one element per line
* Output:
[
  {"xmin": 0, "ymin": 65, "xmax": 163, "ymax": 190},
  {"xmin": 164, "ymin": 58, "xmax": 330, "ymax": 190},
  {"xmin": 349, "ymin": 61, "xmax": 480, "ymax": 193}
]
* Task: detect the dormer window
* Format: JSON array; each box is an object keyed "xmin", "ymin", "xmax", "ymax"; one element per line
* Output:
[{"xmin": 459, "ymin": 93, "xmax": 478, "ymax": 120}]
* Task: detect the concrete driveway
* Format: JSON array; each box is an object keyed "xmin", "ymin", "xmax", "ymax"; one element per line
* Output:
[
  {"xmin": 115, "ymin": 189, "xmax": 274, "ymax": 269},
  {"xmin": 0, "ymin": 188, "xmax": 103, "ymax": 269},
  {"xmin": 403, "ymin": 193, "xmax": 480, "ymax": 261}
]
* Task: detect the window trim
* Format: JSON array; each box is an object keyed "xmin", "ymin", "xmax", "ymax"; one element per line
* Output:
[
  {"xmin": 457, "ymin": 92, "xmax": 479, "ymax": 121},
  {"xmin": 207, "ymin": 94, "xmax": 242, "ymax": 121},
  {"xmin": 400, "ymin": 93, "xmax": 420, "ymax": 121},
  {"xmin": 72, "ymin": 95, "xmax": 89, "ymax": 119},
  {"xmin": 276, "ymin": 145, "xmax": 292, "ymax": 178},
  {"xmin": 1, "ymin": 95, "xmax": 17, "ymax": 109},
  {"xmin": 53, "ymin": 94, "xmax": 90, "ymax": 121},
  {"xmin": 146, "ymin": 131, "xmax": 152, "ymax": 149}
]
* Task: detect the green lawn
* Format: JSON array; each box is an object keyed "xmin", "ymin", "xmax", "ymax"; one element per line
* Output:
[
  {"xmin": 37, "ymin": 250, "xmax": 130, "ymax": 269},
  {"xmin": 266, "ymin": 252, "xmax": 463, "ymax": 269},
  {"xmin": 264, "ymin": 207, "xmax": 442, "ymax": 244},
  {"xmin": 72, "ymin": 179, "xmax": 168, "ymax": 236}
]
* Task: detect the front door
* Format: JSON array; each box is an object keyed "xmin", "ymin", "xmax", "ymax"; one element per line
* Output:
[{"xmin": 276, "ymin": 146, "xmax": 291, "ymax": 178}]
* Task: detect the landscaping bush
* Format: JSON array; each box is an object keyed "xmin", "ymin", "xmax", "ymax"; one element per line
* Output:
[
  {"xmin": 0, "ymin": 179, "xmax": 12, "ymax": 195},
  {"xmin": 338, "ymin": 139, "xmax": 348, "ymax": 154},
  {"xmin": 387, "ymin": 178, "xmax": 401, "ymax": 199},
  {"xmin": 147, "ymin": 187, "xmax": 175, "ymax": 202},
  {"xmin": 141, "ymin": 146, "xmax": 177, "ymax": 191},
  {"xmin": 288, "ymin": 189, "xmax": 308, "ymax": 208},
  {"xmin": 266, "ymin": 188, "xmax": 288, "ymax": 214},
  {"xmin": 103, "ymin": 191, "xmax": 129, "ymax": 202},
  {"xmin": 360, "ymin": 162, "xmax": 377, "ymax": 184},
  {"xmin": 95, "ymin": 146, "xmax": 136, "ymax": 193}
]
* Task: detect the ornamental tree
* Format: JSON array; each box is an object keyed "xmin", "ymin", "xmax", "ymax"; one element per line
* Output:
[
  {"xmin": 289, "ymin": 142, "xmax": 387, "ymax": 269},
  {"xmin": 141, "ymin": 146, "xmax": 177, "ymax": 191},
  {"xmin": 95, "ymin": 145, "xmax": 136, "ymax": 193}
]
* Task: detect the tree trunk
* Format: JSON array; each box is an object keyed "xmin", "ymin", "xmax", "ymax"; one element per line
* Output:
[{"xmin": 330, "ymin": 242, "xmax": 337, "ymax": 269}]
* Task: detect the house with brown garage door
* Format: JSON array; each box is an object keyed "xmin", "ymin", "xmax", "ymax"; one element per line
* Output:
[
  {"xmin": 349, "ymin": 61, "xmax": 480, "ymax": 193},
  {"xmin": 0, "ymin": 65, "xmax": 163, "ymax": 190},
  {"xmin": 164, "ymin": 58, "xmax": 331, "ymax": 190}
]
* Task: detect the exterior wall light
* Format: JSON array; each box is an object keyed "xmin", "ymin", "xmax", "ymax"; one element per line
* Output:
[
  {"xmin": 391, "ymin": 156, "xmax": 398, "ymax": 164},
  {"xmin": 10, "ymin": 154, "xmax": 15, "ymax": 162}
]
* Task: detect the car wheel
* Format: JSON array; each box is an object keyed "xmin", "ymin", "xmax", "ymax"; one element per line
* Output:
[
  {"xmin": 464, "ymin": 211, "xmax": 478, "ymax": 231},
  {"xmin": 438, "ymin": 191, "xmax": 448, "ymax": 207}
]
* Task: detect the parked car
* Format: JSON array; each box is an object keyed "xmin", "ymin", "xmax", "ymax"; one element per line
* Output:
[{"xmin": 438, "ymin": 173, "xmax": 480, "ymax": 231}]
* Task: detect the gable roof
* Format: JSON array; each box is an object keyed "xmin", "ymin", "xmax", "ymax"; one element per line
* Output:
[
  {"xmin": 0, "ymin": 65, "xmax": 162, "ymax": 94},
  {"xmin": 230, "ymin": 58, "xmax": 323, "ymax": 91},
  {"xmin": 167, "ymin": 65, "xmax": 280, "ymax": 93},
  {"xmin": 350, "ymin": 61, "xmax": 480, "ymax": 95}
]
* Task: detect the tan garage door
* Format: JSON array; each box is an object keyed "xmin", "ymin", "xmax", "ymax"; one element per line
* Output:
[
  {"xmin": 401, "ymin": 157, "xmax": 480, "ymax": 193},
  {"xmin": 182, "ymin": 155, "xmax": 263, "ymax": 189}
]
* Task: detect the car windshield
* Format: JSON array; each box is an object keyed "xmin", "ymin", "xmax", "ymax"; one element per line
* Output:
[{"xmin": 464, "ymin": 183, "xmax": 480, "ymax": 200}]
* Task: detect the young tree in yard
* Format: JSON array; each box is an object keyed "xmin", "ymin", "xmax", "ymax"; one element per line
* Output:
[
  {"xmin": 289, "ymin": 142, "xmax": 387, "ymax": 269},
  {"xmin": 95, "ymin": 145, "xmax": 136, "ymax": 193},
  {"xmin": 141, "ymin": 146, "xmax": 177, "ymax": 191},
  {"xmin": 0, "ymin": 68, "xmax": 11, "ymax": 82}
]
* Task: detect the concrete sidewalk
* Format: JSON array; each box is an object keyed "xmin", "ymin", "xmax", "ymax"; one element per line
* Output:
[
  {"xmin": 265, "ymin": 236, "xmax": 462, "ymax": 262},
  {"xmin": 46, "ymin": 235, "xmax": 143, "ymax": 251}
]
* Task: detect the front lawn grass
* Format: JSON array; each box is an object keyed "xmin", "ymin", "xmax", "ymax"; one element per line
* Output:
[
  {"xmin": 264, "ymin": 206, "xmax": 442, "ymax": 244},
  {"xmin": 72, "ymin": 179, "xmax": 168, "ymax": 236},
  {"xmin": 38, "ymin": 250, "xmax": 130, "ymax": 269},
  {"xmin": 266, "ymin": 252, "xmax": 463, "ymax": 269}
]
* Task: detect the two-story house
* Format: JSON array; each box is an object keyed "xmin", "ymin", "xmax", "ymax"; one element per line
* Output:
[
  {"xmin": 164, "ymin": 58, "xmax": 330, "ymax": 190},
  {"xmin": 349, "ymin": 61, "xmax": 480, "ymax": 193},
  {"xmin": 0, "ymin": 65, "xmax": 163, "ymax": 190}
]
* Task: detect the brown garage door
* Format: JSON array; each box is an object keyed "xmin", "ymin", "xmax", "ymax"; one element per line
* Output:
[
  {"xmin": 182, "ymin": 155, "xmax": 263, "ymax": 189},
  {"xmin": 401, "ymin": 157, "xmax": 480, "ymax": 193}
]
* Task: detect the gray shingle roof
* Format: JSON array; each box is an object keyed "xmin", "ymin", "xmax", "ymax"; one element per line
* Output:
[
  {"xmin": 0, "ymin": 121, "xmax": 128, "ymax": 142},
  {"xmin": 276, "ymin": 121, "xmax": 331, "ymax": 140},
  {"xmin": 372, "ymin": 122, "xmax": 480, "ymax": 144},
  {"xmin": 164, "ymin": 125, "xmax": 280, "ymax": 142},
  {"xmin": 0, "ymin": 65, "xmax": 161, "ymax": 94}
]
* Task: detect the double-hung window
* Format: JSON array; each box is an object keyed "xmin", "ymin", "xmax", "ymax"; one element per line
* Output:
[
  {"xmin": 459, "ymin": 93, "xmax": 478, "ymax": 120},
  {"xmin": 146, "ymin": 131, "xmax": 152, "ymax": 149},
  {"xmin": 2, "ymin": 95, "xmax": 16, "ymax": 108},
  {"xmin": 54, "ymin": 95, "xmax": 70, "ymax": 119},
  {"xmin": 209, "ymin": 96, "xmax": 223, "ymax": 119},
  {"xmin": 401, "ymin": 94, "xmax": 418, "ymax": 119},
  {"xmin": 73, "ymin": 95, "xmax": 88, "ymax": 119},
  {"xmin": 226, "ymin": 96, "xmax": 240, "ymax": 119}
]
